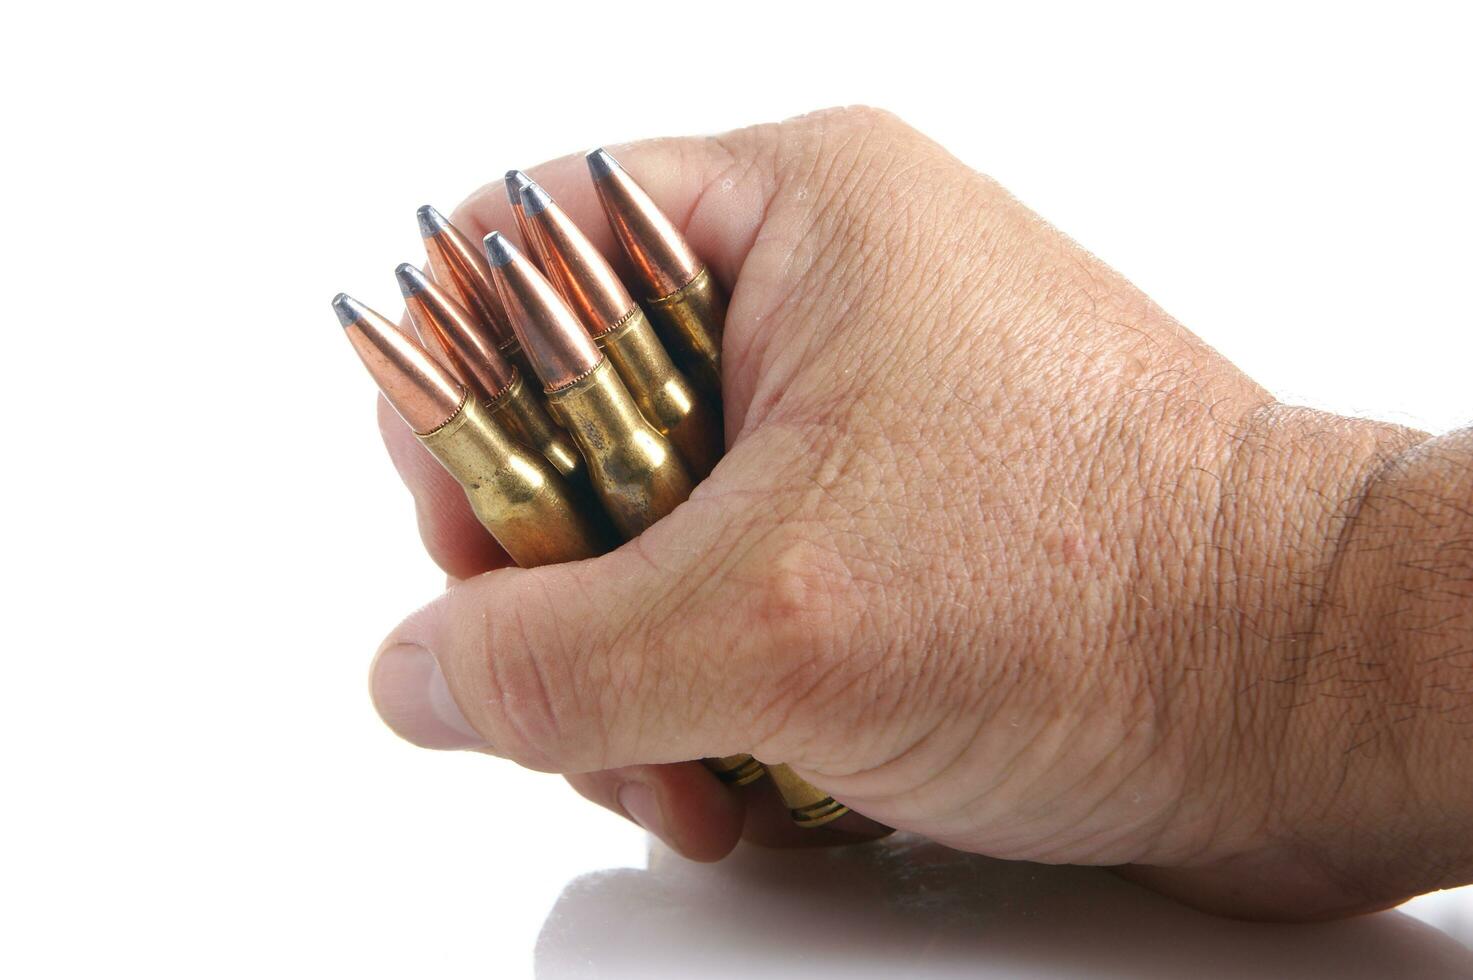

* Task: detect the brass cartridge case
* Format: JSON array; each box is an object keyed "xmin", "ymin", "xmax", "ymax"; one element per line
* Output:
[
  {"xmin": 514, "ymin": 177, "xmax": 723, "ymax": 479},
  {"xmin": 645, "ymin": 266, "xmax": 725, "ymax": 402},
  {"xmin": 704, "ymin": 755, "xmax": 766, "ymax": 786},
  {"xmin": 485, "ymin": 372, "xmax": 588, "ymax": 491},
  {"xmin": 764, "ymin": 763, "xmax": 850, "ymax": 828},
  {"xmin": 419, "ymin": 392, "xmax": 611, "ymax": 567},
  {"xmin": 540, "ymin": 360, "xmax": 763, "ymax": 785},
  {"xmin": 541, "ymin": 359, "xmax": 693, "ymax": 540},
  {"xmin": 398, "ymin": 262, "xmax": 586, "ymax": 491},
  {"xmin": 597, "ymin": 309, "xmax": 722, "ymax": 480}
]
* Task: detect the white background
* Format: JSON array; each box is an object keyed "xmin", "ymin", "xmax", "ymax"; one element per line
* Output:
[{"xmin": 2, "ymin": 2, "xmax": 1470, "ymax": 977}]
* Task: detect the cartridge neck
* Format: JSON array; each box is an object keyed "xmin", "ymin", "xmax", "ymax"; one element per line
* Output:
[
  {"xmin": 644, "ymin": 264, "xmax": 724, "ymax": 401},
  {"xmin": 596, "ymin": 307, "xmax": 693, "ymax": 421},
  {"xmin": 418, "ymin": 392, "xmax": 514, "ymax": 464},
  {"xmin": 648, "ymin": 263, "xmax": 714, "ymax": 308},
  {"xmin": 543, "ymin": 358, "xmax": 652, "ymax": 447},
  {"xmin": 594, "ymin": 305, "xmax": 643, "ymax": 344},
  {"xmin": 417, "ymin": 387, "xmax": 610, "ymax": 566},
  {"xmin": 483, "ymin": 368, "xmax": 525, "ymax": 414}
]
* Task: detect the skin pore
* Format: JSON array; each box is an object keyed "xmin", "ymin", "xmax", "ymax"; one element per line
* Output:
[{"xmin": 367, "ymin": 107, "xmax": 1473, "ymax": 920}]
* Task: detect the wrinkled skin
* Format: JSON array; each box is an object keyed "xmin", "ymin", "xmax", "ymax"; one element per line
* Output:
[{"xmin": 369, "ymin": 108, "xmax": 1473, "ymax": 920}]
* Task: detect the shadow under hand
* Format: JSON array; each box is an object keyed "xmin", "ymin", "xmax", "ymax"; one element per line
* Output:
[{"xmin": 536, "ymin": 834, "xmax": 1472, "ymax": 979}]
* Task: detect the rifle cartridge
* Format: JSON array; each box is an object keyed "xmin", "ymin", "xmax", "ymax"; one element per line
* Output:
[
  {"xmin": 336, "ymin": 293, "xmax": 609, "ymax": 566},
  {"xmin": 586, "ymin": 148, "xmax": 724, "ymax": 401},
  {"xmin": 519, "ymin": 177, "xmax": 722, "ymax": 478},
  {"xmin": 765, "ymin": 763, "xmax": 850, "ymax": 828},
  {"xmin": 397, "ymin": 262, "xmax": 588, "ymax": 490},
  {"xmin": 483, "ymin": 232, "xmax": 763, "ymax": 785}
]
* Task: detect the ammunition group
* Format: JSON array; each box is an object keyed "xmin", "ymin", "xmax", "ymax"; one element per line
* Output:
[{"xmin": 336, "ymin": 150, "xmax": 844, "ymax": 827}]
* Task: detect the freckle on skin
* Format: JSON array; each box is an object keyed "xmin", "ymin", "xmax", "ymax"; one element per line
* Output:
[
  {"xmin": 1047, "ymin": 531, "xmax": 1084, "ymax": 563},
  {"xmin": 1059, "ymin": 534, "xmax": 1083, "ymax": 562},
  {"xmin": 1048, "ymin": 530, "xmax": 1102, "ymax": 566}
]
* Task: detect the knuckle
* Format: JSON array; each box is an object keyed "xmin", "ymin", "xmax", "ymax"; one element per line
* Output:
[
  {"xmin": 732, "ymin": 531, "xmax": 866, "ymax": 746},
  {"xmin": 748, "ymin": 535, "xmax": 855, "ymax": 653},
  {"xmin": 795, "ymin": 104, "xmax": 911, "ymax": 140},
  {"xmin": 774, "ymin": 106, "xmax": 920, "ymax": 196}
]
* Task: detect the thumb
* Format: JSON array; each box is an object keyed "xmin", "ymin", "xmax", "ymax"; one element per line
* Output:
[{"xmin": 368, "ymin": 493, "xmax": 851, "ymax": 773}]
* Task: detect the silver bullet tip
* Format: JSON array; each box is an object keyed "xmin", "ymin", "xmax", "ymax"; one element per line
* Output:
[
  {"xmin": 483, "ymin": 231, "xmax": 518, "ymax": 268},
  {"xmin": 332, "ymin": 293, "xmax": 365, "ymax": 327},
  {"xmin": 505, "ymin": 170, "xmax": 532, "ymax": 207},
  {"xmin": 416, "ymin": 205, "xmax": 449, "ymax": 238},
  {"xmin": 585, "ymin": 147, "xmax": 620, "ymax": 181},
  {"xmin": 394, "ymin": 263, "xmax": 428, "ymax": 295},
  {"xmin": 519, "ymin": 180, "xmax": 553, "ymax": 217}
]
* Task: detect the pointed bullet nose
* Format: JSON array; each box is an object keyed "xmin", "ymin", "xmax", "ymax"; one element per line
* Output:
[
  {"xmin": 417, "ymin": 204, "xmax": 449, "ymax": 239},
  {"xmin": 395, "ymin": 262, "xmax": 429, "ymax": 295},
  {"xmin": 519, "ymin": 180, "xmax": 553, "ymax": 217},
  {"xmin": 515, "ymin": 176, "xmax": 634, "ymax": 335},
  {"xmin": 483, "ymin": 231, "xmax": 519, "ymax": 268},
  {"xmin": 505, "ymin": 170, "xmax": 532, "ymax": 206},
  {"xmin": 586, "ymin": 147, "xmax": 620, "ymax": 181},
  {"xmin": 334, "ymin": 293, "xmax": 466, "ymax": 433},
  {"xmin": 483, "ymin": 230, "xmax": 602, "ymax": 390},
  {"xmin": 332, "ymin": 292, "xmax": 366, "ymax": 327}
]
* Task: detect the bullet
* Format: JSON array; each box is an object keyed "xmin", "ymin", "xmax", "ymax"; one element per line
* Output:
[
  {"xmin": 587, "ymin": 148, "xmax": 725, "ymax": 401},
  {"xmin": 504, "ymin": 170, "xmax": 544, "ymax": 270},
  {"xmin": 395, "ymin": 262, "xmax": 589, "ymax": 490},
  {"xmin": 417, "ymin": 204, "xmax": 535, "ymax": 381},
  {"xmin": 583, "ymin": 157, "xmax": 843, "ymax": 815},
  {"xmin": 482, "ymin": 232, "xmax": 762, "ymax": 787},
  {"xmin": 519, "ymin": 177, "xmax": 723, "ymax": 479},
  {"xmin": 334, "ymin": 292, "xmax": 610, "ymax": 567},
  {"xmin": 482, "ymin": 231, "xmax": 693, "ymax": 538},
  {"xmin": 764, "ymin": 763, "xmax": 850, "ymax": 829}
]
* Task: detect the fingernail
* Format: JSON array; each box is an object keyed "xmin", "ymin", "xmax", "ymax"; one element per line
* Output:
[
  {"xmin": 617, "ymin": 783, "xmax": 667, "ymax": 841},
  {"xmin": 370, "ymin": 643, "xmax": 486, "ymax": 750}
]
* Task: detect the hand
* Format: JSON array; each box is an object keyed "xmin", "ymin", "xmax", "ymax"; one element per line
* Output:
[{"xmin": 368, "ymin": 107, "xmax": 1473, "ymax": 919}]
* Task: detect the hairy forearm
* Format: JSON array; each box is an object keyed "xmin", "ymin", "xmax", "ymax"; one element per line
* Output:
[
  {"xmin": 1220, "ymin": 411, "xmax": 1473, "ymax": 906},
  {"xmin": 1314, "ymin": 425, "xmax": 1473, "ymax": 893},
  {"xmin": 1141, "ymin": 407, "xmax": 1473, "ymax": 915}
]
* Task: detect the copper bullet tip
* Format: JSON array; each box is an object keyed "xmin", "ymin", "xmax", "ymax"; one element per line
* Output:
[
  {"xmin": 519, "ymin": 179, "xmax": 553, "ymax": 217},
  {"xmin": 334, "ymin": 292, "xmax": 465, "ymax": 434},
  {"xmin": 586, "ymin": 148, "xmax": 702, "ymax": 296},
  {"xmin": 483, "ymin": 232, "xmax": 602, "ymax": 390},
  {"xmin": 394, "ymin": 261, "xmax": 519, "ymax": 400},
  {"xmin": 504, "ymin": 171, "xmax": 545, "ymax": 270},
  {"xmin": 518, "ymin": 180, "xmax": 635, "ymax": 336},
  {"xmin": 418, "ymin": 204, "xmax": 516, "ymax": 348},
  {"xmin": 505, "ymin": 170, "xmax": 532, "ymax": 207}
]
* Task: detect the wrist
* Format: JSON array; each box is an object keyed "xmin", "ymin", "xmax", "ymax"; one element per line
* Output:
[
  {"xmin": 1214, "ymin": 407, "xmax": 1473, "ymax": 905},
  {"xmin": 1307, "ymin": 426, "xmax": 1473, "ymax": 898}
]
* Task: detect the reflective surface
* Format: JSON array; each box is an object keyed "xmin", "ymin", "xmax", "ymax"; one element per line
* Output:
[{"xmin": 536, "ymin": 834, "xmax": 1473, "ymax": 979}]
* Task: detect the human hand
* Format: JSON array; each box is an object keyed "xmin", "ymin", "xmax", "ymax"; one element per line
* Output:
[{"xmin": 368, "ymin": 107, "xmax": 1473, "ymax": 919}]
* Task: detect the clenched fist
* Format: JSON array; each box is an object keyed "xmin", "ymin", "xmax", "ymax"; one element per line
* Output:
[{"xmin": 368, "ymin": 107, "xmax": 1473, "ymax": 921}]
